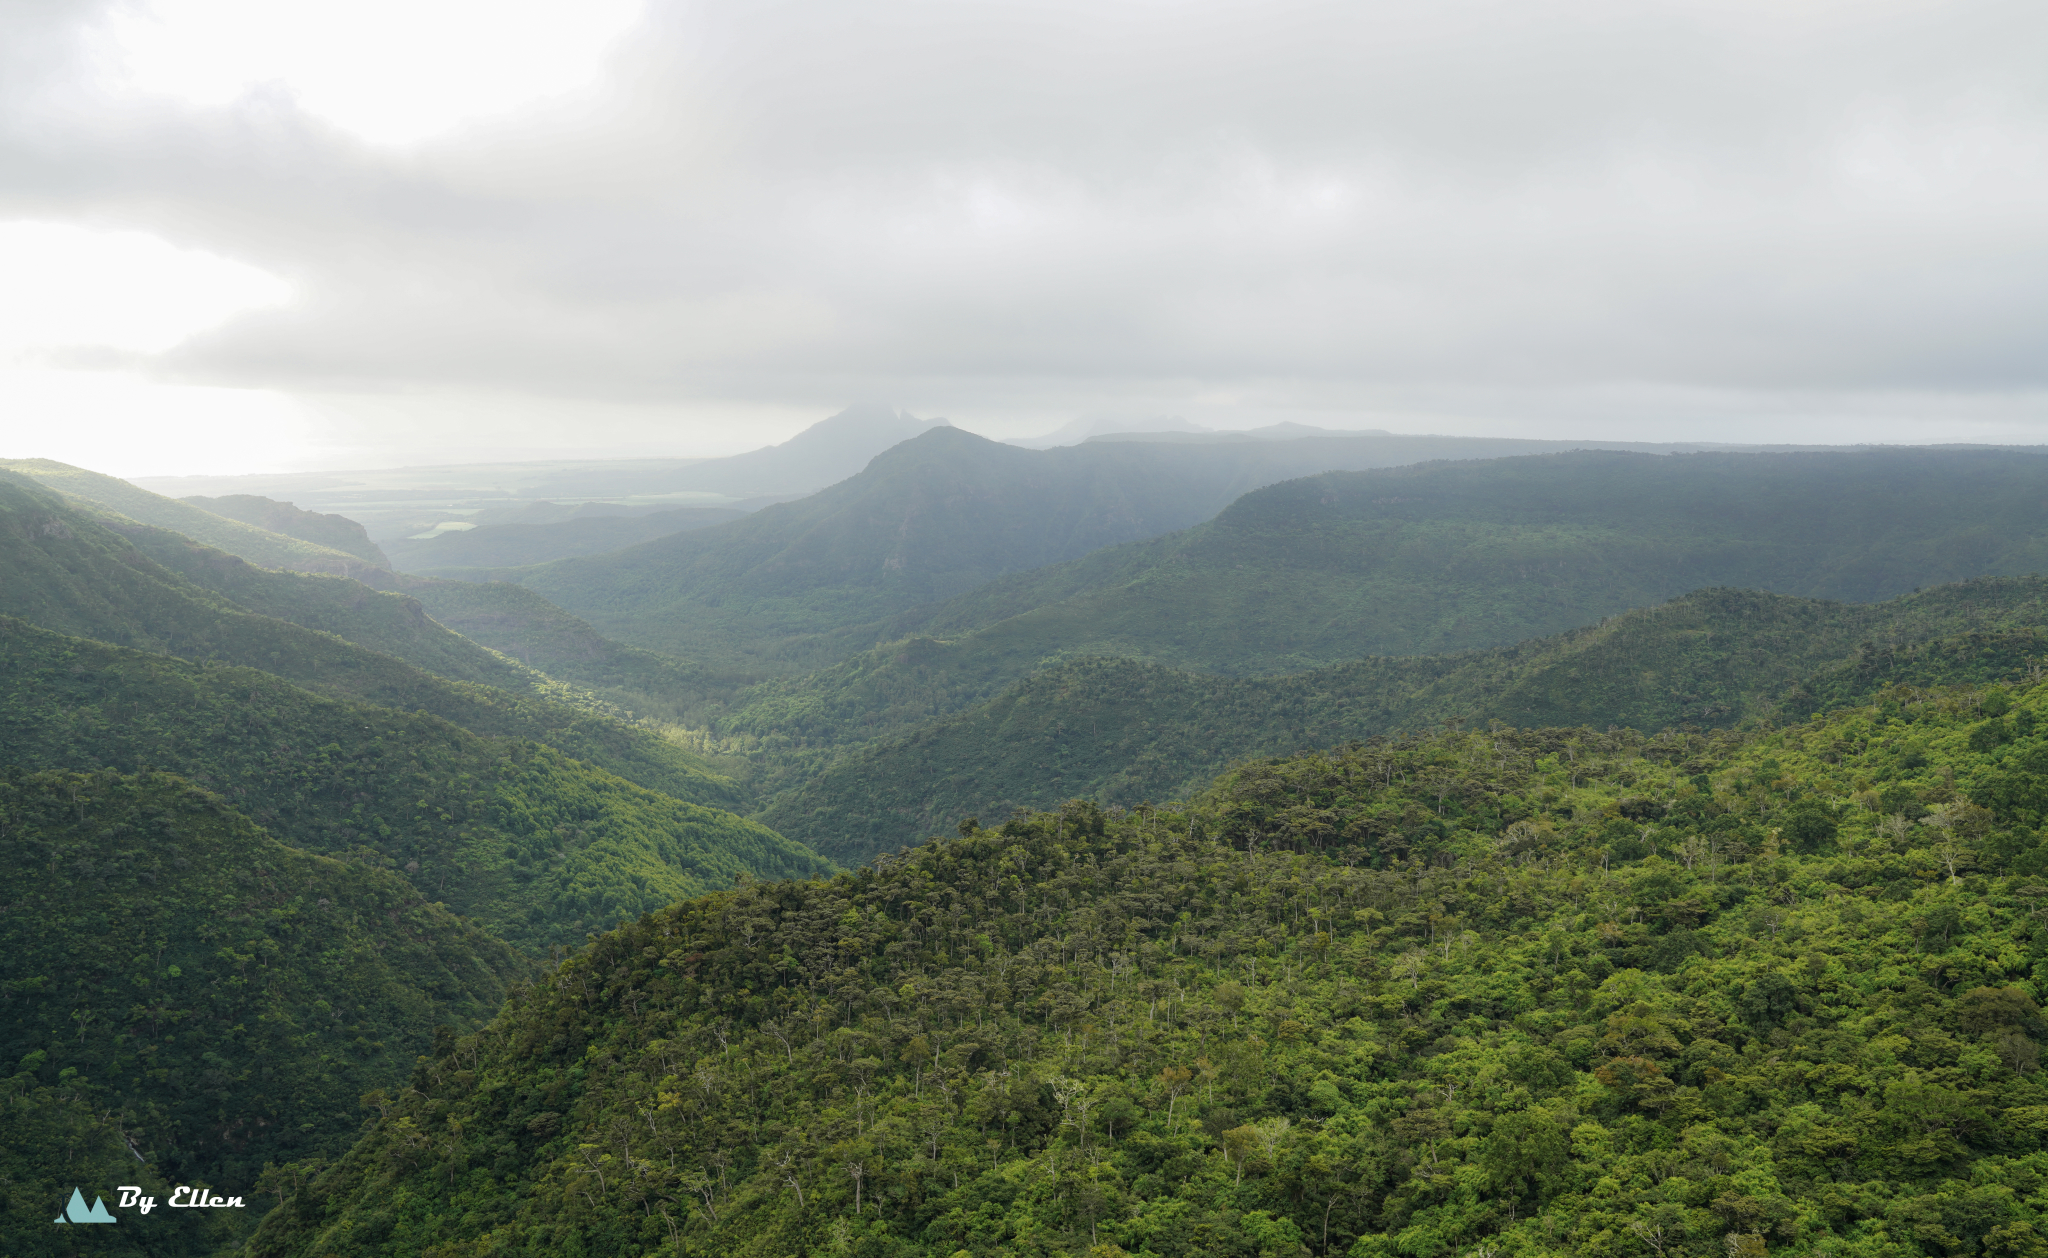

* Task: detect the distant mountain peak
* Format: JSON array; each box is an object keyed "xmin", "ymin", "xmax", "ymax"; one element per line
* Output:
[
  {"xmin": 789, "ymin": 402, "xmax": 949, "ymax": 441},
  {"xmin": 765, "ymin": 404, "xmax": 951, "ymax": 454}
]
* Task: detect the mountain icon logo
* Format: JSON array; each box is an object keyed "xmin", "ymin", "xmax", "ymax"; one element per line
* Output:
[{"xmin": 54, "ymin": 1188, "xmax": 117, "ymax": 1224}]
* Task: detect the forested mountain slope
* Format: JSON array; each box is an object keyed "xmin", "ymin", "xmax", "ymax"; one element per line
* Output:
[
  {"xmin": 120, "ymin": 519, "xmax": 545, "ymax": 694},
  {"xmin": 0, "ymin": 770, "xmax": 527, "ymax": 1233},
  {"xmin": 403, "ymin": 578, "xmax": 745, "ymax": 727},
  {"xmin": 873, "ymin": 447, "xmax": 2048, "ymax": 681},
  {"xmin": 0, "ymin": 458, "xmax": 392, "ymax": 585},
  {"xmin": 394, "ymin": 446, "xmax": 2048, "ymax": 760},
  {"xmin": 4, "ymin": 1073, "xmax": 238, "ymax": 1256},
  {"xmin": 512, "ymin": 427, "xmax": 1702, "ymax": 670},
  {"xmin": 254, "ymin": 676, "xmax": 2048, "ymax": 1258},
  {"xmin": 181, "ymin": 492, "xmax": 391, "ymax": 567},
  {"xmin": 663, "ymin": 448, "xmax": 2048, "ymax": 800},
  {"xmin": 0, "ymin": 472, "xmax": 739, "ymax": 808},
  {"xmin": 0, "ymin": 618, "xmax": 829, "ymax": 949},
  {"xmin": 509, "ymin": 426, "xmax": 1288, "ymax": 667},
  {"xmin": 760, "ymin": 579, "xmax": 2048, "ymax": 863}
]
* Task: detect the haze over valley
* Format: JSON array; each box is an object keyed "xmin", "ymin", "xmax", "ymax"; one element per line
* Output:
[{"xmin": 8, "ymin": 1, "xmax": 2048, "ymax": 1253}]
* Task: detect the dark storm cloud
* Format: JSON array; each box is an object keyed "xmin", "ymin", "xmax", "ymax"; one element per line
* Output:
[{"xmin": 6, "ymin": 0, "xmax": 2047, "ymax": 442}]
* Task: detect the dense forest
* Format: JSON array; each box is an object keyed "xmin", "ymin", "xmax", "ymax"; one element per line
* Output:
[
  {"xmin": 0, "ymin": 770, "xmax": 527, "ymax": 1250},
  {"xmin": 0, "ymin": 618, "xmax": 828, "ymax": 950},
  {"xmin": 0, "ymin": 465, "xmax": 873, "ymax": 1255},
  {"xmin": 252, "ymin": 671, "xmax": 2048, "ymax": 1257},
  {"xmin": 0, "ymin": 471, "xmax": 742, "ymax": 809},
  {"xmin": 18, "ymin": 444, "xmax": 2048, "ymax": 1256},
  {"xmin": 505, "ymin": 431, "xmax": 1701, "ymax": 669},
  {"xmin": 755, "ymin": 580, "xmax": 2048, "ymax": 864}
]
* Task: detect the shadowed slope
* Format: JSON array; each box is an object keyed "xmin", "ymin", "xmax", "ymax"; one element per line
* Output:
[
  {"xmin": 761, "ymin": 578, "xmax": 2048, "ymax": 863},
  {"xmin": 513, "ymin": 428, "xmax": 1699, "ymax": 669},
  {"xmin": 0, "ymin": 770, "xmax": 527, "ymax": 1198}
]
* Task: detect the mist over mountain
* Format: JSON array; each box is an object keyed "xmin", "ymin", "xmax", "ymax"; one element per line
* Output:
[
  {"xmin": 1006, "ymin": 413, "xmax": 1212, "ymax": 448},
  {"xmin": 504, "ymin": 403, "xmax": 954, "ymax": 500},
  {"xmin": 509, "ymin": 424, "xmax": 1436, "ymax": 667},
  {"xmin": 503, "ymin": 428, "xmax": 1807, "ymax": 670},
  {"xmin": 886, "ymin": 447, "xmax": 2048, "ymax": 677},
  {"xmin": 0, "ymin": 469, "xmax": 741, "ymax": 808},
  {"xmin": 15, "ymin": 0, "xmax": 2048, "ymax": 1245},
  {"xmin": 383, "ymin": 504, "xmax": 747, "ymax": 574},
  {"xmin": 4, "ymin": 458, "xmax": 395, "ymax": 585}
]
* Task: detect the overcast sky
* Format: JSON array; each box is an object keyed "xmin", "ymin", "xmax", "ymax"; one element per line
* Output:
[{"xmin": 2, "ymin": 0, "xmax": 2044, "ymax": 475}]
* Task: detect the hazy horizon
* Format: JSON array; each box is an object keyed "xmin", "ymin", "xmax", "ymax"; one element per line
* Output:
[{"xmin": 4, "ymin": 0, "xmax": 2044, "ymax": 477}]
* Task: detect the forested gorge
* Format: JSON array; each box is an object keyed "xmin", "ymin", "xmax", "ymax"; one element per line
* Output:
[
  {"xmin": 254, "ymin": 678, "xmax": 2048, "ymax": 1257},
  {"xmin": 0, "ymin": 468, "xmax": 827, "ymax": 1253},
  {"xmin": 0, "ymin": 617, "xmax": 827, "ymax": 952},
  {"xmin": 0, "ymin": 770, "xmax": 527, "ymax": 1243},
  {"xmin": 756, "ymin": 580, "xmax": 2048, "ymax": 866},
  {"xmin": 18, "ymin": 449, "xmax": 2048, "ymax": 1256}
]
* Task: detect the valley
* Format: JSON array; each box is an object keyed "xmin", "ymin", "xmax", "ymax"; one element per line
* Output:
[{"xmin": 11, "ymin": 420, "xmax": 2048, "ymax": 1255}]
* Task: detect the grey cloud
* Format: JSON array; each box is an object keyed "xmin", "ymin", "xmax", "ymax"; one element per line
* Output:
[{"xmin": 5, "ymin": 0, "xmax": 2047, "ymax": 447}]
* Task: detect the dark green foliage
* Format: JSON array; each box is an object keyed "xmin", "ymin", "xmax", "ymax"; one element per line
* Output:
[
  {"xmin": 0, "ymin": 473, "xmax": 740, "ymax": 809},
  {"xmin": 116, "ymin": 522, "xmax": 532, "ymax": 692},
  {"xmin": 0, "ymin": 1077, "xmax": 237, "ymax": 1256},
  {"xmin": 181, "ymin": 493, "xmax": 391, "ymax": 568},
  {"xmin": 1781, "ymin": 802, "xmax": 1840, "ymax": 853},
  {"xmin": 1784, "ymin": 632, "xmax": 2048, "ymax": 717},
  {"xmin": 0, "ymin": 770, "xmax": 526, "ymax": 1203},
  {"xmin": 761, "ymin": 580, "xmax": 2048, "ymax": 864},
  {"xmin": 513, "ymin": 428, "xmax": 1619, "ymax": 671},
  {"xmin": 248, "ymin": 681, "xmax": 2048, "ymax": 1257},
  {"xmin": 0, "ymin": 619, "xmax": 831, "ymax": 950},
  {"xmin": 889, "ymin": 448, "xmax": 2048, "ymax": 679},
  {"xmin": 513, "ymin": 426, "xmax": 1270, "ymax": 670}
]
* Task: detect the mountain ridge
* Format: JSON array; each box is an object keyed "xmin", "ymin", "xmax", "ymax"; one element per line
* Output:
[
  {"xmin": 2, "ymin": 458, "xmax": 395, "ymax": 585},
  {"xmin": 180, "ymin": 492, "xmax": 391, "ymax": 567},
  {"xmin": 512, "ymin": 428, "xmax": 1775, "ymax": 670},
  {"xmin": 0, "ymin": 469, "xmax": 742, "ymax": 808},
  {"xmin": 756, "ymin": 577, "xmax": 2048, "ymax": 863}
]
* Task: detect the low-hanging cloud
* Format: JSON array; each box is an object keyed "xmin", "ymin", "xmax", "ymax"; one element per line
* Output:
[{"xmin": 4, "ymin": 0, "xmax": 2046, "ymax": 464}]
